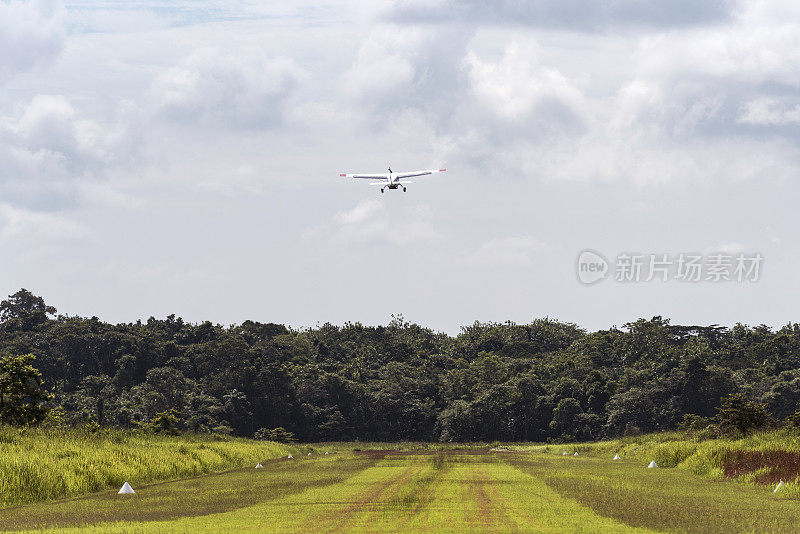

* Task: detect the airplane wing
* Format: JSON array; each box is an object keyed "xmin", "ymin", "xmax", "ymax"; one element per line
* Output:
[
  {"xmin": 339, "ymin": 173, "xmax": 389, "ymax": 180},
  {"xmin": 395, "ymin": 169, "xmax": 446, "ymax": 179}
]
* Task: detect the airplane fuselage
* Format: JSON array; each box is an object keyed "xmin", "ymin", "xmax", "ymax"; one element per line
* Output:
[
  {"xmin": 339, "ymin": 166, "xmax": 444, "ymax": 193},
  {"xmin": 382, "ymin": 171, "xmax": 403, "ymax": 192}
]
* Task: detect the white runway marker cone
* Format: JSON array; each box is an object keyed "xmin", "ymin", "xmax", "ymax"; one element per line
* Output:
[
  {"xmin": 287, "ymin": 454, "xmax": 293, "ymax": 459},
  {"xmin": 308, "ymin": 452, "xmax": 312, "ymax": 456},
  {"xmin": 325, "ymin": 452, "xmax": 329, "ymax": 455},
  {"xmin": 562, "ymin": 451, "xmax": 568, "ymax": 455},
  {"xmin": 648, "ymin": 460, "xmax": 658, "ymax": 468},
  {"xmin": 255, "ymin": 463, "xmax": 263, "ymax": 469},
  {"xmin": 574, "ymin": 452, "xmax": 579, "ymax": 456},
  {"xmin": 774, "ymin": 480, "xmax": 784, "ymax": 493},
  {"xmin": 613, "ymin": 454, "xmax": 621, "ymax": 460},
  {"xmin": 118, "ymin": 482, "xmax": 135, "ymax": 494}
]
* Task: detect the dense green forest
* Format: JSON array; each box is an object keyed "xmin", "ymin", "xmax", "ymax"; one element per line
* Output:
[{"xmin": 1, "ymin": 289, "xmax": 799, "ymax": 442}]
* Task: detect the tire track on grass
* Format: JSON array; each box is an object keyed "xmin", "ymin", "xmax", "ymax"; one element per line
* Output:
[
  {"xmin": 467, "ymin": 462, "xmax": 520, "ymax": 533},
  {"xmin": 382, "ymin": 454, "xmax": 456, "ymax": 531},
  {"xmin": 313, "ymin": 458, "xmax": 424, "ymax": 533},
  {"xmin": 471, "ymin": 455, "xmax": 560, "ymax": 534}
]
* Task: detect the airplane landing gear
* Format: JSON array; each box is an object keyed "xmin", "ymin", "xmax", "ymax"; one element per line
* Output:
[
  {"xmin": 381, "ymin": 188, "xmax": 385, "ymax": 193},
  {"xmin": 402, "ymin": 186, "xmax": 406, "ymax": 192}
]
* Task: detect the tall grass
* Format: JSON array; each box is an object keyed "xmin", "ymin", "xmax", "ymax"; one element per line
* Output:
[
  {"xmin": 519, "ymin": 429, "xmax": 800, "ymax": 496},
  {"xmin": 0, "ymin": 425, "xmax": 294, "ymax": 507}
]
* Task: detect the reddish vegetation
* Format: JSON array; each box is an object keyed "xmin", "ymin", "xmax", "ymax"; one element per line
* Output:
[{"xmin": 723, "ymin": 450, "xmax": 800, "ymax": 484}]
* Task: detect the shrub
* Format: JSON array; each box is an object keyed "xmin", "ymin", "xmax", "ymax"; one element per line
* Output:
[
  {"xmin": 41, "ymin": 407, "xmax": 68, "ymax": 429},
  {"xmin": 254, "ymin": 427, "xmax": 296, "ymax": 442},
  {"xmin": 137, "ymin": 409, "xmax": 183, "ymax": 435},
  {"xmin": 716, "ymin": 393, "xmax": 770, "ymax": 436},
  {"xmin": 624, "ymin": 424, "xmax": 642, "ymax": 436},
  {"xmin": 785, "ymin": 409, "xmax": 800, "ymax": 430},
  {"xmin": 678, "ymin": 414, "xmax": 713, "ymax": 432},
  {"xmin": 82, "ymin": 421, "xmax": 101, "ymax": 435}
]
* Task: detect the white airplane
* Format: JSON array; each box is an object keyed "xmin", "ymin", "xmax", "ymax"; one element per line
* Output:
[{"xmin": 339, "ymin": 167, "xmax": 446, "ymax": 193}]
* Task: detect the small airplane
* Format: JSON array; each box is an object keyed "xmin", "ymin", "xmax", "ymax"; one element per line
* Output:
[{"xmin": 339, "ymin": 167, "xmax": 446, "ymax": 193}]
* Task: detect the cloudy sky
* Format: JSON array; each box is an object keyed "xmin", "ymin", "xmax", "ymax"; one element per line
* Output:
[{"xmin": 0, "ymin": 0, "xmax": 797, "ymax": 333}]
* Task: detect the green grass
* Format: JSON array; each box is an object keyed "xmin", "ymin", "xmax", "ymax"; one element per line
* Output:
[
  {"xmin": 509, "ymin": 453, "xmax": 800, "ymax": 533},
  {"xmin": 0, "ymin": 455, "xmax": 376, "ymax": 531},
  {"xmin": 0, "ymin": 425, "xmax": 295, "ymax": 507},
  {"xmin": 6, "ymin": 449, "xmax": 800, "ymax": 532},
  {"xmin": 17, "ymin": 451, "xmax": 649, "ymax": 534},
  {"xmin": 516, "ymin": 429, "xmax": 800, "ymax": 496},
  {"xmin": 7, "ymin": 432, "xmax": 800, "ymax": 532}
]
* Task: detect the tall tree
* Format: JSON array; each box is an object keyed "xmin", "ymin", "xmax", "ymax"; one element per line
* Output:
[
  {"xmin": 0, "ymin": 289, "xmax": 57, "ymax": 330},
  {"xmin": 0, "ymin": 353, "xmax": 50, "ymax": 424}
]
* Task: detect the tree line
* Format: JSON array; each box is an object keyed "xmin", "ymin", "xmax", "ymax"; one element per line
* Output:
[{"xmin": 1, "ymin": 288, "xmax": 799, "ymax": 442}]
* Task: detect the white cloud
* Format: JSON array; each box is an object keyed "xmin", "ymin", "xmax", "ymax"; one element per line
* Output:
[
  {"xmin": 435, "ymin": 7, "xmax": 800, "ymax": 187},
  {"xmin": 0, "ymin": 0, "xmax": 65, "ymax": 83},
  {"xmin": 334, "ymin": 199, "xmax": 384, "ymax": 225},
  {"xmin": 738, "ymin": 97, "xmax": 800, "ymax": 125},
  {"xmin": 341, "ymin": 24, "xmax": 472, "ymax": 123},
  {"xmin": 465, "ymin": 40, "xmax": 585, "ymax": 128},
  {"xmin": 437, "ymin": 38, "xmax": 592, "ymax": 178},
  {"xmin": 152, "ymin": 48, "xmax": 306, "ymax": 129},
  {"xmin": 0, "ymin": 94, "xmax": 126, "ymax": 210},
  {"xmin": 0, "ymin": 203, "xmax": 87, "ymax": 240},
  {"xmin": 328, "ymin": 199, "xmax": 441, "ymax": 246},
  {"xmin": 14, "ymin": 95, "xmax": 105, "ymax": 159},
  {"xmin": 344, "ymin": 33, "xmax": 417, "ymax": 104}
]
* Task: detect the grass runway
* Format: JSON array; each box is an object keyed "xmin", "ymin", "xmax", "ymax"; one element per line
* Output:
[{"xmin": 4, "ymin": 449, "xmax": 800, "ymax": 533}]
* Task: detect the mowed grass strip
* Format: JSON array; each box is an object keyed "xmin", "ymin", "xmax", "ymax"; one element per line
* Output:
[
  {"xmin": 450, "ymin": 454, "xmax": 650, "ymax": 533},
  {"xmin": 507, "ymin": 453, "xmax": 800, "ymax": 533},
  {"xmin": 399, "ymin": 454, "xmax": 472, "ymax": 531},
  {"xmin": 1, "ymin": 455, "xmax": 376, "ymax": 531},
  {"xmin": 310, "ymin": 456, "xmax": 424, "ymax": 532},
  {"xmin": 42, "ymin": 455, "xmax": 433, "ymax": 533},
  {"xmin": 16, "ymin": 452, "xmax": 653, "ymax": 533},
  {"xmin": 369, "ymin": 452, "xmax": 458, "ymax": 531},
  {"xmin": 259, "ymin": 451, "xmax": 650, "ymax": 533},
  {"xmin": 468, "ymin": 462, "xmax": 517, "ymax": 529}
]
